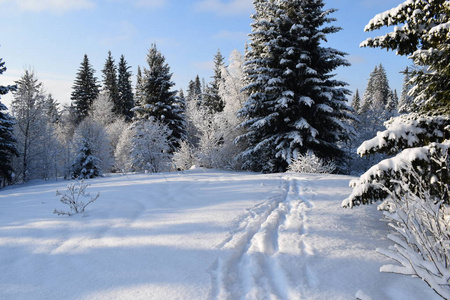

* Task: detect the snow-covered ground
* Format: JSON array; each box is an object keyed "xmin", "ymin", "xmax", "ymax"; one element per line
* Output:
[{"xmin": 0, "ymin": 169, "xmax": 440, "ymax": 299}]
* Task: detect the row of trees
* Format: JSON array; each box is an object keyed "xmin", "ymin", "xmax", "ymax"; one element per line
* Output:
[{"xmin": 0, "ymin": 0, "xmax": 420, "ymax": 185}]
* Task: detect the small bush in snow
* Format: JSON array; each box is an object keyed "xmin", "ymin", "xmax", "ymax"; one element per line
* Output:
[
  {"xmin": 172, "ymin": 140, "xmax": 197, "ymax": 171},
  {"xmin": 377, "ymin": 168, "xmax": 450, "ymax": 299},
  {"xmin": 53, "ymin": 180, "xmax": 100, "ymax": 216},
  {"xmin": 288, "ymin": 152, "xmax": 336, "ymax": 174}
]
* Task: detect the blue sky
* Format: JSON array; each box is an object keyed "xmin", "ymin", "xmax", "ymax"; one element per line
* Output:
[{"xmin": 0, "ymin": 0, "xmax": 410, "ymax": 108}]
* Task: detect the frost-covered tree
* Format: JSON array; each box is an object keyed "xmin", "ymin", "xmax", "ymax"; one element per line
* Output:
[
  {"xmin": 182, "ymin": 51, "xmax": 247, "ymax": 171},
  {"xmin": 71, "ymin": 54, "xmax": 100, "ymax": 124},
  {"xmin": 133, "ymin": 44, "xmax": 186, "ymax": 150},
  {"xmin": 91, "ymin": 93, "xmax": 116, "ymax": 126},
  {"xmin": 237, "ymin": 0, "xmax": 354, "ymax": 173},
  {"xmin": 360, "ymin": 0, "xmax": 450, "ymax": 114},
  {"xmin": 102, "ymin": 51, "xmax": 119, "ymax": 115},
  {"xmin": 72, "ymin": 118, "xmax": 112, "ymax": 179},
  {"xmin": 203, "ymin": 49, "xmax": 225, "ymax": 113},
  {"xmin": 115, "ymin": 119, "xmax": 171, "ymax": 173},
  {"xmin": 11, "ymin": 70, "xmax": 52, "ymax": 181},
  {"xmin": 0, "ymin": 58, "xmax": 18, "ymax": 187},
  {"xmin": 117, "ymin": 54, "xmax": 134, "ymax": 121}
]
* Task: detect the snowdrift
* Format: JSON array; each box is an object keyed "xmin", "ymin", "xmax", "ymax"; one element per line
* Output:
[{"xmin": 0, "ymin": 170, "xmax": 439, "ymax": 299}]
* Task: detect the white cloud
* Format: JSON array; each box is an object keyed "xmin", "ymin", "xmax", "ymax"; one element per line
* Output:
[
  {"xmin": 195, "ymin": 0, "xmax": 253, "ymax": 16},
  {"xmin": 1, "ymin": 69, "xmax": 73, "ymax": 107},
  {"xmin": 213, "ymin": 30, "xmax": 248, "ymax": 41},
  {"xmin": 100, "ymin": 21, "xmax": 138, "ymax": 46},
  {"xmin": 134, "ymin": 0, "xmax": 167, "ymax": 8},
  {"xmin": 347, "ymin": 55, "xmax": 365, "ymax": 65},
  {"xmin": 11, "ymin": 0, "xmax": 95, "ymax": 13},
  {"xmin": 193, "ymin": 60, "xmax": 214, "ymax": 71}
]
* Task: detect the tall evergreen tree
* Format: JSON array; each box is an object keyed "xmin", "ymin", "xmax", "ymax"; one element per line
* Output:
[
  {"xmin": 71, "ymin": 54, "xmax": 100, "ymax": 124},
  {"xmin": 361, "ymin": 64, "xmax": 390, "ymax": 112},
  {"xmin": 238, "ymin": 0, "xmax": 354, "ymax": 173},
  {"xmin": 186, "ymin": 75, "xmax": 202, "ymax": 104},
  {"xmin": 203, "ymin": 49, "xmax": 225, "ymax": 113},
  {"xmin": 0, "ymin": 58, "xmax": 18, "ymax": 186},
  {"xmin": 117, "ymin": 54, "xmax": 134, "ymax": 121},
  {"xmin": 102, "ymin": 51, "xmax": 119, "ymax": 114},
  {"xmin": 133, "ymin": 44, "xmax": 186, "ymax": 150},
  {"xmin": 352, "ymin": 89, "xmax": 361, "ymax": 113},
  {"xmin": 398, "ymin": 67, "xmax": 414, "ymax": 113},
  {"xmin": 135, "ymin": 66, "xmax": 144, "ymax": 110}
]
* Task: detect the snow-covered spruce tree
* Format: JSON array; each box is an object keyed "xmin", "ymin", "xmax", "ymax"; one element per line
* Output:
[
  {"xmin": 351, "ymin": 89, "xmax": 361, "ymax": 113},
  {"xmin": 132, "ymin": 44, "xmax": 186, "ymax": 151},
  {"xmin": 237, "ymin": 0, "xmax": 354, "ymax": 173},
  {"xmin": 71, "ymin": 138, "xmax": 102, "ymax": 179},
  {"xmin": 361, "ymin": 0, "xmax": 450, "ymax": 114},
  {"xmin": 203, "ymin": 49, "xmax": 225, "ymax": 113},
  {"xmin": 0, "ymin": 58, "xmax": 18, "ymax": 187},
  {"xmin": 117, "ymin": 54, "xmax": 134, "ymax": 122},
  {"xmin": 71, "ymin": 54, "xmax": 100, "ymax": 124},
  {"xmin": 102, "ymin": 51, "xmax": 120, "ymax": 116}
]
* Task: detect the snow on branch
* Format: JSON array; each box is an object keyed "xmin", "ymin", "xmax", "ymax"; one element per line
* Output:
[
  {"xmin": 357, "ymin": 113, "xmax": 450, "ymax": 157},
  {"xmin": 343, "ymin": 140, "xmax": 450, "ymax": 208}
]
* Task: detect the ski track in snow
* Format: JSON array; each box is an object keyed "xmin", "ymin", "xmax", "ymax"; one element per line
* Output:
[{"xmin": 211, "ymin": 175, "xmax": 314, "ymax": 300}]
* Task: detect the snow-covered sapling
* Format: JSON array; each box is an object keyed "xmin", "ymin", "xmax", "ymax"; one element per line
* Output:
[
  {"xmin": 288, "ymin": 152, "xmax": 336, "ymax": 174},
  {"xmin": 53, "ymin": 180, "xmax": 100, "ymax": 216}
]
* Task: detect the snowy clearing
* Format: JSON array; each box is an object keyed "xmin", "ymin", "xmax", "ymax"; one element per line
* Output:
[{"xmin": 0, "ymin": 169, "xmax": 439, "ymax": 299}]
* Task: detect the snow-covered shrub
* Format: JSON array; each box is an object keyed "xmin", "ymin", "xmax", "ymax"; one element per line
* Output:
[
  {"xmin": 376, "ymin": 168, "xmax": 450, "ymax": 299},
  {"xmin": 53, "ymin": 180, "xmax": 100, "ymax": 216},
  {"xmin": 288, "ymin": 152, "xmax": 336, "ymax": 174},
  {"xmin": 172, "ymin": 140, "xmax": 197, "ymax": 171}
]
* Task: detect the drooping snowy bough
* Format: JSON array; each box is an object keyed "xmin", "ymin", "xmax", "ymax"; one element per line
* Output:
[{"xmin": 343, "ymin": 113, "xmax": 450, "ymax": 208}]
